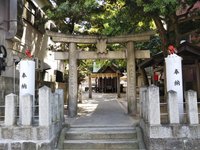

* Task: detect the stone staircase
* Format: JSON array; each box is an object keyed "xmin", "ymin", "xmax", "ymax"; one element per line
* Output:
[{"xmin": 56, "ymin": 125, "xmax": 146, "ymax": 150}]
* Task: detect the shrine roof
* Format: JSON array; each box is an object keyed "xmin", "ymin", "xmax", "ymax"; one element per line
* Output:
[
  {"xmin": 90, "ymin": 64, "xmax": 123, "ymax": 78},
  {"xmin": 139, "ymin": 42, "xmax": 200, "ymax": 68},
  {"xmin": 97, "ymin": 64, "xmax": 120, "ymax": 73}
]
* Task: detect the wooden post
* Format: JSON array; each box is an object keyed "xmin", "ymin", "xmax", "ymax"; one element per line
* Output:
[
  {"xmin": 196, "ymin": 60, "xmax": 200, "ymax": 98},
  {"xmin": 89, "ymin": 75, "xmax": 92, "ymax": 98},
  {"xmin": 117, "ymin": 73, "xmax": 121, "ymax": 98},
  {"xmin": 101, "ymin": 78, "xmax": 103, "ymax": 93}
]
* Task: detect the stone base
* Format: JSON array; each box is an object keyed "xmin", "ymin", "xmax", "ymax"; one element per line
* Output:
[
  {"xmin": 140, "ymin": 119, "xmax": 200, "ymax": 150},
  {"xmin": 0, "ymin": 140, "xmax": 57, "ymax": 150},
  {"xmin": 0, "ymin": 124, "xmax": 60, "ymax": 140},
  {"xmin": 0, "ymin": 121, "xmax": 62, "ymax": 150},
  {"xmin": 145, "ymin": 138, "xmax": 200, "ymax": 150}
]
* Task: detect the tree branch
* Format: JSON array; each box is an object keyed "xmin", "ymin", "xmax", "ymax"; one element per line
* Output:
[
  {"xmin": 177, "ymin": 2, "xmax": 197, "ymax": 19},
  {"xmin": 152, "ymin": 16, "xmax": 168, "ymax": 56}
]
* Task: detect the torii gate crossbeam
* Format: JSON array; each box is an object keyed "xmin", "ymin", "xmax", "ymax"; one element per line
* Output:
[{"xmin": 47, "ymin": 31, "xmax": 155, "ymax": 117}]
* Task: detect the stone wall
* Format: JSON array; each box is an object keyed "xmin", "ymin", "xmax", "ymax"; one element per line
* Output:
[
  {"xmin": 1, "ymin": 86, "xmax": 64, "ymax": 150},
  {"xmin": 0, "ymin": 125, "xmax": 61, "ymax": 150},
  {"xmin": 140, "ymin": 85, "xmax": 200, "ymax": 150},
  {"xmin": 140, "ymin": 120, "xmax": 200, "ymax": 150}
]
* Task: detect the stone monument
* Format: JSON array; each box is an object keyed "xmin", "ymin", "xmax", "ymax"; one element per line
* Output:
[{"xmin": 165, "ymin": 53, "xmax": 184, "ymax": 120}]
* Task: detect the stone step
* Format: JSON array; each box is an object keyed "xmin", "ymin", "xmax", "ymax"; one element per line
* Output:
[
  {"xmin": 56, "ymin": 126, "xmax": 146, "ymax": 150},
  {"xmin": 66, "ymin": 127, "xmax": 137, "ymax": 140},
  {"xmin": 63, "ymin": 139, "xmax": 139, "ymax": 149},
  {"xmin": 57, "ymin": 126, "xmax": 145, "ymax": 150},
  {"xmin": 63, "ymin": 149, "xmax": 137, "ymax": 150},
  {"xmin": 68, "ymin": 125, "xmax": 136, "ymax": 130}
]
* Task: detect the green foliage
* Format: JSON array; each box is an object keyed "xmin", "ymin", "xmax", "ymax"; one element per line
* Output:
[
  {"xmin": 90, "ymin": 0, "xmax": 153, "ymax": 35},
  {"xmin": 128, "ymin": 0, "xmax": 200, "ymax": 53},
  {"xmin": 45, "ymin": 0, "xmax": 200, "ymax": 80},
  {"xmin": 94, "ymin": 59, "xmax": 127, "ymax": 72},
  {"xmin": 45, "ymin": 0, "xmax": 154, "ymax": 35},
  {"xmin": 136, "ymin": 0, "xmax": 178, "ymax": 15},
  {"xmin": 45, "ymin": 0, "xmax": 100, "ymax": 33},
  {"xmin": 77, "ymin": 59, "xmax": 126, "ymax": 83},
  {"xmin": 134, "ymin": 35, "xmax": 162, "ymax": 55},
  {"xmin": 44, "ymin": 0, "xmax": 159, "ymax": 81},
  {"xmin": 78, "ymin": 60, "xmax": 93, "ymax": 83}
]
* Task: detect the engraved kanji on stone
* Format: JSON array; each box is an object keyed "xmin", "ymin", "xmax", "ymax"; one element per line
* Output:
[
  {"xmin": 21, "ymin": 83, "xmax": 27, "ymax": 89},
  {"xmin": 174, "ymin": 69, "xmax": 179, "ymax": 75},
  {"xmin": 174, "ymin": 80, "xmax": 180, "ymax": 86},
  {"xmin": 22, "ymin": 73, "xmax": 27, "ymax": 78}
]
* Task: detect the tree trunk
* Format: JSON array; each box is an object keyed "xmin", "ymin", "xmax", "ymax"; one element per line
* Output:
[{"xmin": 152, "ymin": 16, "xmax": 168, "ymax": 56}]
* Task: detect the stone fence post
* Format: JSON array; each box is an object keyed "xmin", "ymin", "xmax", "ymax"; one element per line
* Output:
[
  {"xmin": 167, "ymin": 90, "xmax": 179, "ymax": 124},
  {"xmin": 39, "ymin": 86, "xmax": 51, "ymax": 126},
  {"xmin": 139, "ymin": 87, "xmax": 147, "ymax": 120},
  {"xmin": 21, "ymin": 94, "xmax": 33, "ymax": 126},
  {"xmin": 185, "ymin": 90, "xmax": 199, "ymax": 124},
  {"xmin": 147, "ymin": 85, "xmax": 160, "ymax": 125},
  {"xmin": 54, "ymin": 93, "xmax": 59, "ymax": 121},
  {"xmin": 4, "ymin": 93, "xmax": 18, "ymax": 126},
  {"xmin": 51, "ymin": 93, "xmax": 56, "ymax": 123},
  {"xmin": 56, "ymin": 89, "xmax": 64, "ymax": 122}
]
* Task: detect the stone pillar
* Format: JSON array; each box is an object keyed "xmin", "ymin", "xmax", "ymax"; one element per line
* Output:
[
  {"xmin": 68, "ymin": 42, "xmax": 78, "ymax": 117},
  {"xmin": 89, "ymin": 75, "xmax": 92, "ymax": 98},
  {"xmin": 145, "ymin": 89, "xmax": 149, "ymax": 122},
  {"xmin": 55, "ymin": 93, "xmax": 59, "ymax": 121},
  {"xmin": 127, "ymin": 42, "xmax": 137, "ymax": 115},
  {"xmin": 5, "ymin": 93, "xmax": 17, "ymax": 126},
  {"xmin": 51, "ymin": 93, "xmax": 56, "ymax": 122},
  {"xmin": 56, "ymin": 89, "xmax": 64, "ymax": 122},
  {"xmin": 39, "ymin": 86, "xmax": 51, "ymax": 126},
  {"xmin": 185, "ymin": 90, "xmax": 199, "ymax": 124},
  {"xmin": 117, "ymin": 74, "xmax": 121, "ymax": 98},
  {"xmin": 165, "ymin": 54, "xmax": 184, "ymax": 120},
  {"xmin": 147, "ymin": 85, "xmax": 160, "ymax": 125},
  {"xmin": 0, "ymin": 0, "xmax": 6, "ymax": 46},
  {"xmin": 139, "ymin": 87, "xmax": 147, "ymax": 119},
  {"xmin": 21, "ymin": 94, "xmax": 33, "ymax": 126},
  {"xmin": 19, "ymin": 61, "xmax": 35, "ymax": 118},
  {"xmin": 167, "ymin": 90, "xmax": 179, "ymax": 124}
]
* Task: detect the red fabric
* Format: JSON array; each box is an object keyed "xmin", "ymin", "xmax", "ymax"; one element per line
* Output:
[
  {"xmin": 25, "ymin": 49, "xmax": 32, "ymax": 58},
  {"xmin": 168, "ymin": 45, "xmax": 177, "ymax": 54},
  {"xmin": 154, "ymin": 73, "xmax": 159, "ymax": 81}
]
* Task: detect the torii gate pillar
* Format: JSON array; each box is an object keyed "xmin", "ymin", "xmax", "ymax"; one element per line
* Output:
[
  {"xmin": 127, "ymin": 42, "xmax": 137, "ymax": 115},
  {"xmin": 68, "ymin": 43, "xmax": 78, "ymax": 117},
  {"xmin": 48, "ymin": 31, "xmax": 154, "ymax": 117}
]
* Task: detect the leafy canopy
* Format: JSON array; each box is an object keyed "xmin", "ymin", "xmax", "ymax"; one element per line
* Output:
[
  {"xmin": 44, "ymin": 0, "xmax": 200, "ymax": 80},
  {"xmin": 45, "ymin": 0, "xmax": 155, "ymax": 35}
]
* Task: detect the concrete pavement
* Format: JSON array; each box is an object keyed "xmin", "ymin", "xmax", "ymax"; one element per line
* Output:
[{"xmin": 65, "ymin": 93, "xmax": 139, "ymax": 127}]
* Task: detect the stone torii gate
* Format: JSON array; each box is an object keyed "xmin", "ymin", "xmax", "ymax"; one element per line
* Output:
[{"xmin": 47, "ymin": 31, "xmax": 154, "ymax": 117}]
